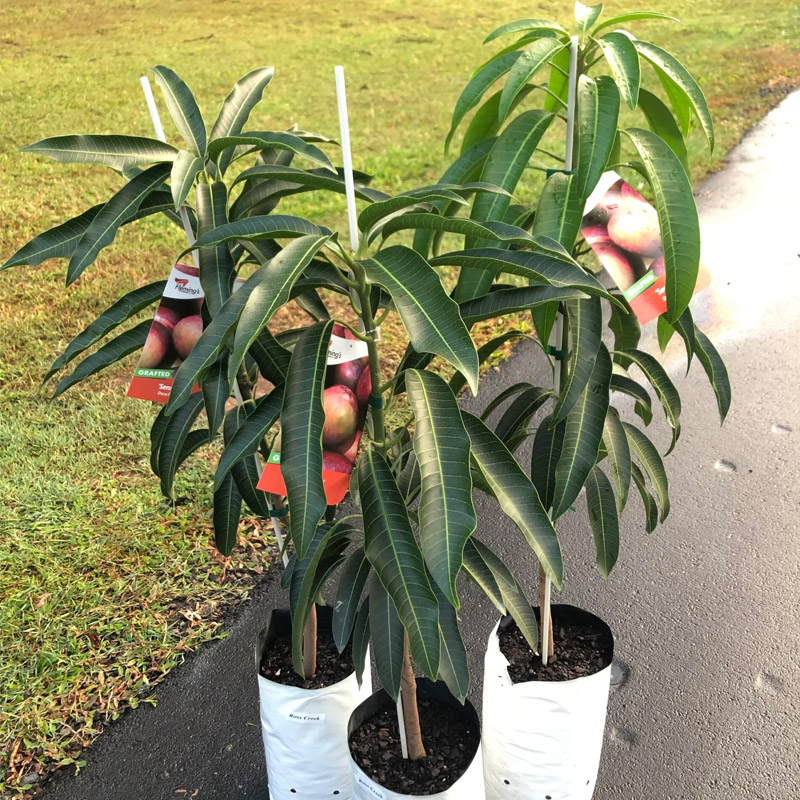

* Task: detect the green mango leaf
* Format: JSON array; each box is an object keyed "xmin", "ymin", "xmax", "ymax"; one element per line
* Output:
[
  {"xmin": 553, "ymin": 297, "xmax": 603, "ymax": 424},
  {"xmin": 359, "ymin": 447, "xmax": 441, "ymax": 679},
  {"xmin": 406, "ymin": 370, "xmax": 476, "ymax": 608},
  {"xmin": 249, "ymin": 329, "xmax": 292, "ymax": 386},
  {"xmin": 624, "ymin": 128, "xmax": 700, "ymax": 323},
  {"xmin": 618, "ymin": 348, "xmax": 681, "ymax": 454},
  {"xmin": 214, "ymin": 387, "xmax": 283, "ymax": 489},
  {"xmin": 152, "ymin": 65, "xmax": 207, "ymax": 156},
  {"xmin": 481, "ymin": 381, "xmax": 535, "ymax": 421},
  {"xmin": 610, "ymin": 371, "xmax": 653, "ymax": 425},
  {"xmin": 596, "ymin": 32, "xmax": 641, "ymax": 110},
  {"xmin": 432, "ymin": 579, "xmax": 470, "ymax": 703},
  {"xmin": 499, "ymin": 39, "xmax": 568, "ymax": 123},
  {"xmin": 157, "ymin": 393, "xmax": 206, "ymax": 499},
  {"xmin": 170, "ymin": 150, "xmax": 203, "ymax": 211},
  {"xmin": 630, "ymin": 462, "xmax": 659, "ymax": 533},
  {"xmin": 586, "ymin": 466, "xmax": 620, "ymax": 577},
  {"xmin": 552, "ymin": 342, "xmax": 612, "ymax": 517},
  {"xmin": 634, "ymin": 41, "xmax": 714, "ymax": 151},
  {"xmin": 462, "ymin": 412, "xmax": 563, "ymax": 588},
  {"xmin": 532, "ymin": 171, "xmax": 582, "ymax": 251},
  {"xmin": 465, "ymin": 537, "xmax": 539, "ymax": 653},
  {"xmin": 52, "ymin": 320, "xmax": 151, "ymax": 398},
  {"xmin": 668, "ymin": 307, "xmax": 696, "ymax": 370},
  {"xmin": 544, "ymin": 45, "xmax": 571, "ymax": 113},
  {"xmin": 594, "ymin": 11, "xmax": 680, "ymax": 34},
  {"xmin": 359, "ymin": 190, "xmax": 468, "ymax": 234},
  {"xmin": 637, "ymin": 88, "xmax": 690, "ymax": 175},
  {"xmin": 196, "ymin": 182, "xmax": 236, "ymax": 317},
  {"xmin": 213, "ymin": 472, "xmax": 243, "ymax": 556},
  {"xmin": 575, "ymin": 75, "xmax": 620, "ymax": 203},
  {"xmin": 352, "ymin": 598, "xmax": 371, "ymax": 686},
  {"xmin": 332, "ymin": 547, "xmax": 371, "ymax": 652},
  {"xmin": 623, "ymin": 422, "xmax": 670, "ymax": 521},
  {"xmin": 608, "ymin": 294, "xmax": 641, "ymax": 359},
  {"xmin": 368, "ymin": 576, "xmax": 405, "ymax": 700},
  {"xmin": 382, "ymin": 214, "xmax": 537, "ymax": 248},
  {"xmin": 603, "ymin": 407, "xmax": 632, "ymax": 511},
  {"xmin": 446, "ymin": 51, "xmax": 522, "ymax": 150},
  {"xmin": 460, "ymin": 286, "xmax": 585, "ymax": 327},
  {"xmin": 20, "ymin": 134, "xmax": 178, "ymax": 169},
  {"xmin": 362, "ymin": 246, "xmax": 479, "ymax": 394},
  {"xmin": 206, "ymin": 131, "xmax": 335, "ymax": 172},
  {"xmin": 461, "ymin": 540, "xmax": 505, "ymax": 614},
  {"xmin": 530, "ymin": 412, "xmax": 566, "ymax": 512},
  {"xmin": 228, "ymin": 234, "xmax": 331, "ymax": 385},
  {"xmin": 281, "ymin": 320, "xmax": 334, "ymax": 560},
  {"xmin": 460, "ymin": 86, "xmax": 534, "ymax": 156},
  {"xmin": 149, "ymin": 406, "xmax": 171, "ymax": 478},
  {"xmin": 209, "ymin": 67, "xmax": 275, "ymax": 175},
  {"xmin": 694, "ymin": 326, "xmax": 731, "ymax": 423},
  {"xmin": 67, "ymin": 163, "xmax": 172, "ymax": 284},
  {"xmin": 657, "ymin": 315, "xmax": 676, "ymax": 353},
  {"xmin": 450, "ymin": 332, "xmax": 528, "ymax": 397},
  {"xmin": 495, "ymin": 386, "xmax": 551, "ymax": 445},
  {"xmin": 484, "ymin": 18, "xmax": 566, "ymax": 43},
  {"xmin": 44, "ymin": 280, "xmax": 165, "ymax": 382},
  {"xmin": 201, "ymin": 354, "xmax": 230, "ymax": 437},
  {"xmin": 575, "ymin": 2, "xmax": 604, "ymax": 32}
]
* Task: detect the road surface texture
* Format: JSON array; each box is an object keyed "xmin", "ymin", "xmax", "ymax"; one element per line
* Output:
[{"xmin": 44, "ymin": 91, "xmax": 800, "ymax": 800}]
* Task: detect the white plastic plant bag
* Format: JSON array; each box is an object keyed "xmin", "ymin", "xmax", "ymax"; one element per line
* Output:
[
  {"xmin": 481, "ymin": 605, "xmax": 614, "ymax": 800},
  {"xmin": 257, "ymin": 608, "xmax": 372, "ymax": 800}
]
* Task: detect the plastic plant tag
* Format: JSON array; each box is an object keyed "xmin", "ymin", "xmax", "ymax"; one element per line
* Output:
[
  {"xmin": 127, "ymin": 263, "xmax": 204, "ymax": 402},
  {"xmin": 581, "ymin": 172, "xmax": 710, "ymax": 325},
  {"xmin": 258, "ymin": 324, "xmax": 371, "ymax": 505}
]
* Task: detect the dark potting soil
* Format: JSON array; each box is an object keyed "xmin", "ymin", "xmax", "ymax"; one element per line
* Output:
[
  {"xmin": 499, "ymin": 613, "xmax": 612, "ymax": 683},
  {"xmin": 349, "ymin": 697, "xmax": 480, "ymax": 795},
  {"xmin": 259, "ymin": 628, "xmax": 353, "ymax": 690}
]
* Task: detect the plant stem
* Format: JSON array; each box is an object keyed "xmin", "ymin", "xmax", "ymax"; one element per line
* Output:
[
  {"xmin": 400, "ymin": 633, "xmax": 426, "ymax": 759},
  {"xmin": 302, "ymin": 604, "xmax": 318, "ymax": 678}
]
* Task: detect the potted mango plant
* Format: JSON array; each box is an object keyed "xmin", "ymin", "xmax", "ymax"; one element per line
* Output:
[{"xmin": 400, "ymin": 2, "xmax": 731, "ymax": 796}]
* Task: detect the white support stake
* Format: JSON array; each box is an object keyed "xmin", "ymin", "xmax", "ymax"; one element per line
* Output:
[
  {"xmin": 334, "ymin": 66, "xmax": 360, "ymax": 253},
  {"xmin": 139, "ymin": 77, "xmax": 288, "ymax": 568},
  {"xmin": 542, "ymin": 35, "xmax": 580, "ymax": 668}
]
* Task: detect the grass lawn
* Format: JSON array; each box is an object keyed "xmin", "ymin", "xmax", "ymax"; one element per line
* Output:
[{"xmin": 1, "ymin": 0, "xmax": 799, "ymax": 794}]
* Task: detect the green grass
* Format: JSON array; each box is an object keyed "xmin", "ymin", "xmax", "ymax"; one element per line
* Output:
[{"xmin": 1, "ymin": 0, "xmax": 799, "ymax": 795}]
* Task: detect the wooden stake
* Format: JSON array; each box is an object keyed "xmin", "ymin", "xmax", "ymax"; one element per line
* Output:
[
  {"xmin": 302, "ymin": 604, "xmax": 318, "ymax": 678},
  {"xmin": 400, "ymin": 634, "xmax": 426, "ymax": 760},
  {"xmin": 538, "ymin": 564, "xmax": 554, "ymax": 659}
]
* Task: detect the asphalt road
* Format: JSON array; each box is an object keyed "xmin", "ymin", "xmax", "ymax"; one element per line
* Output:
[{"xmin": 43, "ymin": 91, "xmax": 800, "ymax": 800}]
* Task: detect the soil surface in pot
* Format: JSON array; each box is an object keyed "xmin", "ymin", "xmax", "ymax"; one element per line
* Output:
[
  {"xmin": 259, "ymin": 628, "xmax": 353, "ymax": 690},
  {"xmin": 499, "ymin": 614, "xmax": 612, "ymax": 683},
  {"xmin": 349, "ymin": 697, "xmax": 479, "ymax": 795}
]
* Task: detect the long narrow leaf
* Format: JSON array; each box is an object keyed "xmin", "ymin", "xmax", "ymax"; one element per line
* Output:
[
  {"xmin": 20, "ymin": 134, "xmax": 178, "ymax": 169},
  {"xmin": 152, "ymin": 66, "xmax": 207, "ymax": 156},
  {"xmin": 368, "ymin": 576, "xmax": 405, "ymax": 700},
  {"xmin": 596, "ymin": 32, "xmax": 641, "ymax": 109},
  {"xmin": 575, "ymin": 75, "xmax": 620, "ymax": 202},
  {"xmin": 332, "ymin": 547, "xmax": 371, "ymax": 652},
  {"xmin": 623, "ymin": 422, "xmax": 670, "ymax": 521},
  {"xmin": 586, "ymin": 466, "xmax": 620, "ymax": 577},
  {"xmin": 694, "ymin": 326, "xmax": 731, "ymax": 422}
]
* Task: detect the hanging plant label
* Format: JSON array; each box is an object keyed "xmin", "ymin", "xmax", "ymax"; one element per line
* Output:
[
  {"xmin": 127, "ymin": 263, "xmax": 204, "ymax": 402},
  {"xmin": 581, "ymin": 172, "xmax": 710, "ymax": 324},
  {"xmin": 257, "ymin": 327, "xmax": 370, "ymax": 505}
]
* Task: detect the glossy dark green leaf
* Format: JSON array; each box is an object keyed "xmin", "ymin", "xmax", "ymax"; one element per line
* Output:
[
  {"xmin": 381, "ymin": 214, "xmax": 536, "ymax": 248},
  {"xmin": 603, "ymin": 407, "xmax": 632, "ymax": 511},
  {"xmin": 608, "ymin": 294, "xmax": 641, "ymax": 359},
  {"xmin": 531, "ymin": 301, "xmax": 559, "ymax": 352},
  {"xmin": 195, "ymin": 182, "xmax": 235, "ymax": 317},
  {"xmin": 459, "ymin": 86, "xmax": 534, "ymax": 156},
  {"xmin": 624, "ymin": 128, "xmax": 700, "ymax": 323},
  {"xmin": 152, "ymin": 65, "xmax": 207, "ymax": 156},
  {"xmin": 432, "ymin": 580, "xmax": 470, "ymax": 703},
  {"xmin": 553, "ymin": 297, "xmax": 603, "ymax": 424},
  {"xmin": 248, "ymin": 329, "xmax": 291, "ymax": 386},
  {"xmin": 229, "ymin": 234, "xmax": 331, "ymax": 385},
  {"xmin": 666, "ymin": 306, "xmax": 696, "ymax": 370},
  {"xmin": 530, "ymin": 412, "xmax": 566, "ymax": 512},
  {"xmin": 450, "ymin": 332, "xmax": 527, "ymax": 396},
  {"xmin": 332, "ymin": 547, "xmax": 371, "ymax": 652},
  {"xmin": 495, "ymin": 386, "xmax": 551, "ymax": 445},
  {"xmin": 281, "ymin": 321, "xmax": 333, "ymax": 560},
  {"xmin": 575, "ymin": 76, "xmax": 620, "ymax": 203},
  {"xmin": 575, "ymin": 1, "xmax": 604, "ymax": 32},
  {"xmin": 52, "ymin": 320, "xmax": 151, "ymax": 398},
  {"xmin": 610, "ymin": 370, "xmax": 653, "ymax": 425},
  {"xmin": 359, "ymin": 447, "xmax": 441, "ymax": 679},
  {"xmin": 170, "ymin": 150, "xmax": 203, "ymax": 210},
  {"xmin": 596, "ymin": 32, "xmax": 641, "ymax": 109},
  {"xmin": 20, "ymin": 135, "xmax": 178, "ymax": 169},
  {"xmin": 544, "ymin": 45, "xmax": 571, "ymax": 113},
  {"xmin": 623, "ymin": 422, "xmax": 670, "ymax": 521},
  {"xmin": 209, "ymin": 67, "xmax": 275, "ymax": 175},
  {"xmin": 406, "ymin": 370, "xmax": 476, "ymax": 608},
  {"xmin": 214, "ymin": 472, "xmax": 243, "ymax": 556},
  {"xmin": 634, "ymin": 41, "xmax": 714, "ymax": 151},
  {"xmin": 158, "ymin": 393, "xmax": 206, "ymax": 499},
  {"xmin": 368, "ymin": 576, "xmax": 405, "ymax": 700},
  {"xmin": 594, "ymin": 11, "xmax": 679, "ymax": 34},
  {"xmin": 206, "ymin": 131, "xmax": 334, "ymax": 171},
  {"xmin": 461, "ymin": 539, "xmax": 505, "ymax": 614},
  {"xmin": 657, "ymin": 68, "xmax": 693, "ymax": 135},
  {"xmin": 352, "ymin": 597, "xmax": 371, "ymax": 686},
  {"xmin": 694, "ymin": 326, "xmax": 731, "ymax": 423},
  {"xmin": 586, "ymin": 466, "xmax": 620, "ymax": 577},
  {"xmin": 630, "ymin": 462, "xmax": 659, "ymax": 533},
  {"xmin": 481, "ymin": 381, "xmax": 536, "ymax": 421},
  {"xmin": 44, "ymin": 281, "xmax": 165, "ymax": 381},
  {"xmin": 362, "ymin": 246, "xmax": 478, "ymax": 394},
  {"xmin": 532, "ymin": 171, "xmax": 582, "ymax": 251},
  {"xmin": 462, "ymin": 412, "xmax": 563, "ymax": 588},
  {"xmin": 552, "ymin": 342, "xmax": 612, "ymax": 517},
  {"xmin": 484, "ymin": 18, "xmax": 566, "ymax": 43},
  {"xmin": 638, "ymin": 88, "xmax": 690, "ymax": 175},
  {"xmin": 67, "ymin": 163, "xmax": 171, "ymax": 284},
  {"xmin": 499, "ymin": 39, "xmax": 568, "ymax": 122},
  {"xmin": 202, "ymin": 353, "xmax": 230, "ymax": 437}
]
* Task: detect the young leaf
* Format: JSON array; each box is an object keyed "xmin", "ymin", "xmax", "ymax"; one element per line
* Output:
[
  {"xmin": 20, "ymin": 135, "xmax": 178, "ymax": 169},
  {"xmin": 585, "ymin": 466, "xmax": 620, "ymax": 577},
  {"xmin": 575, "ymin": 2, "xmax": 604, "ymax": 32},
  {"xmin": 694, "ymin": 326, "xmax": 731, "ymax": 423},
  {"xmin": 461, "ymin": 412, "xmax": 563, "ymax": 588},
  {"xmin": 362, "ymin": 246, "xmax": 479, "ymax": 394},
  {"xmin": 152, "ymin": 65, "xmax": 207, "ymax": 156},
  {"xmin": 575, "ymin": 75, "xmax": 621, "ymax": 203},
  {"xmin": 623, "ymin": 422, "xmax": 670, "ymax": 521},
  {"xmin": 406, "ymin": 370, "xmax": 476, "ymax": 608},
  {"xmin": 638, "ymin": 88, "xmax": 690, "ymax": 175},
  {"xmin": 214, "ymin": 472, "xmax": 243, "ymax": 556},
  {"xmin": 596, "ymin": 32, "xmax": 641, "ymax": 110},
  {"xmin": 368, "ymin": 576, "xmax": 405, "ymax": 700},
  {"xmin": 499, "ymin": 39, "xmax": 568, "ymax": 123},
  {"xmin": 280, "ymin": 320, "xmax": 334, "ymax": 560},
  {"xmin": 359, "ymin": 447, "xmax": 441, "ymax": 679},
  {"xmin": 624, "ymin": 128, "xmax": 700, "ymax": 323},
  {"xmin": 332, "ymin": 547, "xmax": 371, "ymax": 652}
]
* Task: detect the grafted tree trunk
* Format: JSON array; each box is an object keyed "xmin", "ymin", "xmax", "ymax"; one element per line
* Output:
[{"xmin": 302, "ymin": 603, "xmax": 318, "ymax": 677}]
